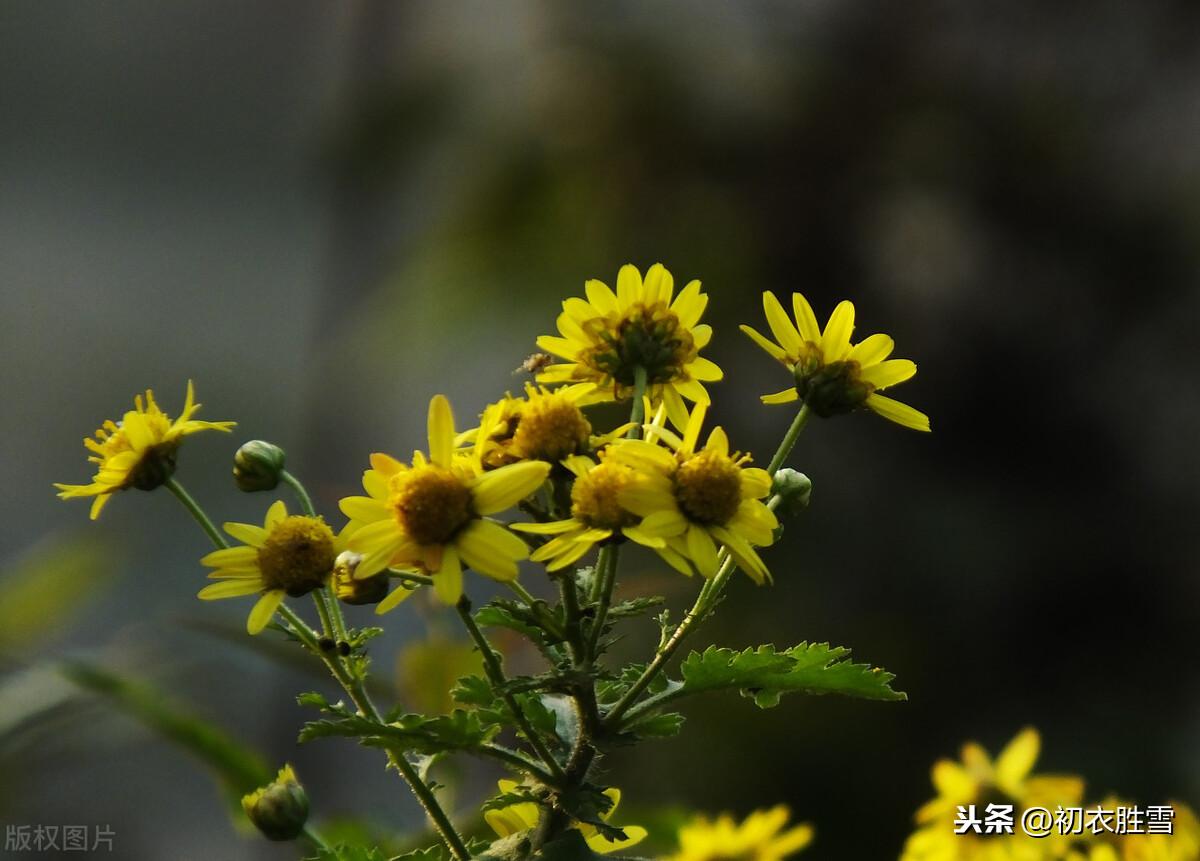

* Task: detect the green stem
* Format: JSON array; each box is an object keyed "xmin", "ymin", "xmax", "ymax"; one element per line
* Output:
[
  {"xmin": 302, "ymin": 825, "xmax": 332, "ymax": 853},
  {"xmin": 585, "ymin": 544, "xmax": 618, "ymax": 657},
  {"xmin": 627, "ymin": 365, "xmax": 648, "ymax": 439},
  {"xmin": 766, "ymin": 403, "xmax": 811, "ymax": 475},
  {"xmin": 605, "ymin": 404, "xmax": 813, "ymax": 729},
  {"xmin": 456, "ymin": 597, "xmax": 566, "ymax": 783},
  {"xmin": 280, "ymin": 469, "xmax": 316, "ymax": 516},
  {"xmin": 164, "ymin": 477, "xmax": 227, "ymax": 549}
]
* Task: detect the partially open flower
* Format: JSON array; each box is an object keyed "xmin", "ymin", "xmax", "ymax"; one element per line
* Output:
[
  {"xmin": 672, "ymin": 806, "xmax": 813, "ymax": 861},
  {"xmin": 241, "ymin": 764, "xmax": 309, "ymax": 842},
  {"xmin": 55, "ymin": 381, "xmax": 234, "ymax": 518}
]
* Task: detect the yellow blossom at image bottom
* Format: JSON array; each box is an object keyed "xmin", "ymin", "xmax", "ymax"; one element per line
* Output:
[
  {"xmin": 672, "ymin": 806, "xmax": 813, "ymax": 861},
  {"xmin": 484, "ymin": 780, "xmax": 647, "ymax": 855}
]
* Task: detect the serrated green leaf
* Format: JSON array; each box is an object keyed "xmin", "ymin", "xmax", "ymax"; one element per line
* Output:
[
  {"xmin": 624, "ymin": 711, "xmax": 685, "ymax": 738},
  {"xmin": 300, "ymin": 709, "xmax": 498, "ymax": 755},
  {"xmin": 605, "ymin": 596, "xmax": 666, "ymax": 619},
  {"xmin": 678, "ymin": 642, "xmax": 906, "ymax": 706}
]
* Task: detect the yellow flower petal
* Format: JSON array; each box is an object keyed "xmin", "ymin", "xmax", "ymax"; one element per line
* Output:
[
  {"xmin": 223, "ymin": 521, "xmax": 267, "ymax": 547},
  {"xmin": 432, "ymin": 546, "xmax": 463, "ymax": 604},
  {"xmin": 427, "ymin": 395, "xmax": 455, "ymax": 468},
  {"xmin": 200, "ymin": 545, "xmax": 258, "ymax": 568},
  {"xmin": 375, "ymin": 584, "xmax": 417, "ymax": 615},
  {"xmin": 340, "ymin": 495, "xmax": 389, "ymax": 523},
  {"xmin": 685, "ymin": 524, "xmax": 720, "ymax": 577},
  {"xmin": 471, "ymin": 460, "xmax": 551, "ymax": 515},
  {"xmin": 865, "ymin": 393, "xmax": 931, "ymax": 432},
  {"xmin": 197, "ymin": 579, "xmax": 263, "ymax": 600},
  {"xmin": 820, "ymin": 300, "xmax": 855, "ymax": 362},
  {"xmin": 456, "ymin": 519, "xmax": 527, "ymax": 581},
  {"xmin": 247, "ymin": 590, "xmax": 285, "ymax": 634},
  {"xmin": 584, "ymin": 279, "xmax": 618, "ymax": 314},
  {"xmin": 763, "ymin": 292, "xmax": 803, "ymax": 355},
  {"xmin": 616, "ymin": 263, "xmax": 642, "ymax": 308},
  {"xmin": 859, "ymin": 358, "xmax": 916, "ymax": 390},
  {"xmin": 791, "ymin": 292, "xmax": 822, "ymax": 343},
  {"xmin": 847, "ymin": 332, "xmax": 894, "ymax": 367},
  {"xmin": 264, "ymin": 499, "xmax": 288, "ymax": 529},
  {"xmin": 995, "ymin": 727, "xmax": 1040, "ymax": 792},
  {"xmin": 761, "ymin": 388, "xmax": 800, "ymax": 405}
]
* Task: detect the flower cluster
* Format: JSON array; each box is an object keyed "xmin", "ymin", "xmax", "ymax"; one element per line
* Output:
[{"xmin": 55, "ymin": 263, "xmax": 930, "ymax": 860}]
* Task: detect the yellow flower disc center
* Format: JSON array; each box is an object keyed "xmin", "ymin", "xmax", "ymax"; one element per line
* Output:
[
  {"xmin": 389, "ymin": 465, "xmax": 473, "ymax": 545},
  {"xmin": 571, "ymin": 461, "xmax": 638, "ymax": 530},
  {"xmin": 511, "ymin": 395, "xmax": 591, "ymax": 462},
  {"xmin": 257, "ymin": 515, "xmax": 337, "ymax": 596},
  {"xmin": 674, "ymin": 450, "xmax": 743, "ymax": 526},
  {"xmin": 582, "ymin": 302, "xmax": 697, "ymax": 386}
]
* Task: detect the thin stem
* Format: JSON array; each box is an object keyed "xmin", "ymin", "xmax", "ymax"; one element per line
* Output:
[
  {"xmin": 280, "ymin": 469, "xmax": 316, "ymax": 516},
  {"xmin": 478, "ymin": 743, "xmax": 557, "ymax": 784},
  {"xmin": 456, "ymin": 597, "xmax": 566, "ymax": 783},
  {"xmin": 302, "ymin": 825, "xmax": 332, "ymax": 854},
  {"xmin": 605, "ymin": 404, "xmax": 813, "ymax": 728},
  {"xmin": 585, "ymin": 544, "xmax": 618, "ymax": 658},
  {"xmin": 766, "ymin": 403, "xmax": 811, "ymax": 475},
  {"xmin": 506, "ymin": 579, "xmax": 540, "ymax": 608},
  {"xmin": 627, "ymin": 365, "xmax": 648, "ymax": 439},
  {"xmin": 311, "ymin": 589, "xmax": 337, "ymax": 641},
  {"xmin": 164, "ymin": 477, "xmax": 227, "ymax": 549}
]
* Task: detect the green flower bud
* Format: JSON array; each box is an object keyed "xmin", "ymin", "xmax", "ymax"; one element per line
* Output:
[
  {"xmin": 771, "ymin": 468, "xmax": 812, "ymax": 515},
  {"xmin": 333, "ymin": 551, "xmax": 389, "ymax": 605},
  {"xmin": 242, "ymin": 764, "xmax": 309, "ymax": 841},
  {"xmin": 233, "ymin": 440, "xmax": 286, "ymax": 492}
]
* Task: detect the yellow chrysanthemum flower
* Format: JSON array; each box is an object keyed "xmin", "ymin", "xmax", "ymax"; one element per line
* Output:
[
  {"xmin": 197, "ymin": 500, "xmax": 346, "ymax": 635},
  {"xmin": 55, "ymin": 381, "xmax": 234, "ymax": 518},
  {"xmin": 740, "ymin": 292, "xmax": 930, "ymax": 432},
  {"xmin": 459, "ymin": 383, "xmax": 632, "ymax": 471},
  {"xmin": 484, "ymin": 779, "xmax": 648, "ymax": 855},
  {"xmin": 672, "ymin": 806, "xmax": 813, "ymax": 861},
  {"xmin": 607, "ymin": 403, "xmax": 778, "ymax": 583},
  {"xmin": 536, "ymin": 263, "xmax": 721, "ymax": 428},
  {"xmin": 338, "ymin": 395, "xmax": 550, "ymax": 606},
  {"xmin": 902, "ymin": 728, "xmax": 1085, "ymax": 861},
  {"xmin": 915, "ymin": 727, "xmax": 1084, "ymax": 825},
  {"xmin": 1064, "ymin": 801, "xmax": 1200, "ymax": 861},
  {"xmin": 511, "ymin": 454, "xmax": 665, "ymax": 571}
]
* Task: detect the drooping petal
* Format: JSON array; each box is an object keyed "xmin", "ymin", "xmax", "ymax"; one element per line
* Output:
[
  {"xmin": 687, "ymin": 356, "xmax": 723, "ymax": 382},
  {"xmin": 247, "ymin": 590, "xmax": 286, "ymax": 634},
  {"xmin": 432, "ymin": 547, "xmax": 463, "ymax": 604},
  {"xmin": 375, "ymin": 584, "xmax": 418, "ymax": 615},
  {"xmin": 456, "ymin": 519, "xmax": 527, "ymax": 581},
  {"xmin": 510, "ymin": 519, "xmax": 578, "ymax": 535},
  {"xmin": 685, "ymin": 524, "xmax": 720, "ymax": 578},
  {"xmin": 761, "ymin": 388, "xmax": 800, "ymax": 405},
  {"xmin": 865, "ymin": 393, "xmax": 931, "ymax": 432}
]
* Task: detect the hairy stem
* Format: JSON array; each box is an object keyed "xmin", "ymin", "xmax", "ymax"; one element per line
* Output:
[{"xmin": 456, "ymin": 596, "xmax": 566, "ymax": 783}]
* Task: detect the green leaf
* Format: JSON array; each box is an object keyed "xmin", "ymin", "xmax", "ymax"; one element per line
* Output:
[
  {"xmin": 306, "ymin": 844, "xmax": 392, "ymax": 861},
  {"xmin": 605, "ymin": 596, "xmax": 665, "ymax": 619},
  {"xmin": 60, "ymin": 661, "xmax": 272, "ymax": 809},
  {"xmin": 299, "ymin": 709, "xmax": 498, "ymax": 755},
  {"xmin": 475, "ymin": 600, "xmax": 565, "ymax": 658},
  {"xmin": 678, "ymin": 642, "xmax": 906, "ymax": 707},
  {"xmin": 623, "ymin": 711, "xmax": 685, "ymax": 738}
]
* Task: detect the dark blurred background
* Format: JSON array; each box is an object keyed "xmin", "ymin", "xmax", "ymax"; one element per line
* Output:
[{"xmin": 3, "ymin": 2, "xmax": 1198, "ymax": 858}]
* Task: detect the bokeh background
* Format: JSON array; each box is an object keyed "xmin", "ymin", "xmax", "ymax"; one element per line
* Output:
[{"xmin": 3, "ymin": 2, "xmax": 1199, "ymax": 858}]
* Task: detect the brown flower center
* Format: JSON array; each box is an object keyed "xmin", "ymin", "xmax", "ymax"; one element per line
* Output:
[
  {"xmin": 257, "ymin": 515, "xmax": 336, "ymax": 596},
  {"xmin": 571, "ymin": 461, "xmax": 638, "ymax": 530},
  {"xmin": 581, "ymin": 302, "xmax": 697, "ymax": 387},
  {"xmin": 674, "ymin": 450, "xmax": 743, "ymax": 526},
  {"xmin": 389, "ymin": 464, "xmax": 473, "ymax": 545},
  {"xmin": 511, "ymin": 394, "xmax": 591, "ymax": 462}
]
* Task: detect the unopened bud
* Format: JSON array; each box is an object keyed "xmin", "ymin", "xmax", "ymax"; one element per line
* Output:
[
  {"xmin": 772, "ymin": 468, "xmax": 812, "ymax": 514},
  {"xmin": 234, "ymin": 440, "xmax": 286, "ymax": 492},
  {"xmin": 333, "ymin": 550, "xmax": 389, "ymax": 605},
  {"xmin": 242, "ymin": 764, "xmax": 308, "ymax": 841}
]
